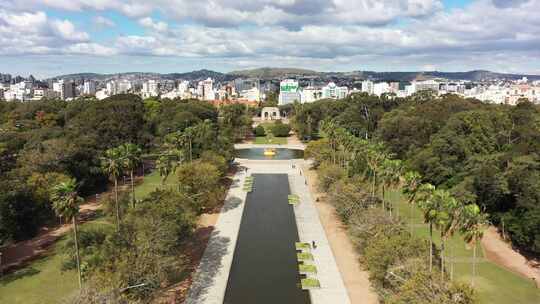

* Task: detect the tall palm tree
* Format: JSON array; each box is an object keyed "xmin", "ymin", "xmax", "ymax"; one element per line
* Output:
[
  {"xmin": 417, "ymin": 183, "xmax": 437, "ymax": 272},
  {"xmin": 380, "ymin": 159, "xmax": 403, "ymax": 216},
  {"xmin": 101, "ymin": 147, "xmax": 123, "ymax": 231},
  {"xmin": 364, "ymin": 142, "xmax": 386, "ymax": 197},
  {"xmin": 156, "ymin": 155, "xmax": 173, "ymax": 185},
  {"xmin": 432, "ymin": 189, "xmax": 459, "ymax": 280},
  {"xmin": 403, "ymin": 171, "xmax": 422, "ymax": 235},
  {"xmin": 118, "ymin": 143, "xmax": 142, "ymax": 207},
  {"xmin": 461, "ymin": 203, "xmax": 488, "ymax": 287},
  {"xmin": 51, "ymin": 179, "xmax": 84, "ymax": 288},
  {"xmin": 319, "ymin": 119, "xmax": 339, "ymax": 164}
]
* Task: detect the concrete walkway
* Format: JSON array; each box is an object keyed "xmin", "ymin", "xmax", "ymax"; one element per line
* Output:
[
  {"xmin": 185, "ymin": 169, "xmax": 248, "ymax": 304},
  {"xmin": 289, "ymin": 163, "xmax": 352, "ymax": 304}
]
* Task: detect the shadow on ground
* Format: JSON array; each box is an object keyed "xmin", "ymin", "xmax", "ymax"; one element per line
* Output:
[{"xmin": 184, "ymin": 232, "xmax": 230, "ymax": 304}]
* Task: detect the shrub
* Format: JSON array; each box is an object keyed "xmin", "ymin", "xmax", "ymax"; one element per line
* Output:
[
  {"xmin": 317, "ymin": 161, "xmax": 346, "ymax": 191},
  {"xmin": 271, "ymin": 121, "xmax": 291, "ymax": 137},
  {"xmin": 254, "ymin": 125, "xmax": 266, "ymax": 137}
]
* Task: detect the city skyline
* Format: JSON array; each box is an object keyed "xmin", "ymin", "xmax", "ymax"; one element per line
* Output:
[{"xmin": 1, "ymin": 0, "xmax": 540, "ymax": 78}]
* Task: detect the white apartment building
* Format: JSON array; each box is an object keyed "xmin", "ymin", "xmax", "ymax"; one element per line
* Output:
[
  {"xmin": 178, "ymin": 80, "xmax": 189, "ymax": 93},
  {"xmin": 196, "ymin": 78, "xmax": 214, "ymax": 100},
  {"xmin": 321, "ymin": 82, "xmax": 348, "ymax": 99},
  {"xmin": 414, "ymin": 80, "xmax": 440, "ymax": 93},
  {"xmin": 96, "ymin": 88, "xmax": 109, "ymax": 100},
  {"xmin": 52, "ymin": 79, "xmax": 75, "ymax": 100},
  {"xmin": 117, "ymin": 80, "xmax": 132, "ymax": 94},
  {"xmin": 240, "ymin": 87, "xmax": 261, "ymax": 102},
  {"xmin": 361, "ymin": 80, "xmax": 374, "ymax": 95},
  {"xmin": 83, "ymin": 80, "xmax": 96, "ymax": 95},
  {"xmin": 3, "ymin": 81, "xmax": 34, "ymax": 101},
  {"xmin": 106, "ymin": 81, "xmax": 117, "ymax": 95},
  {"xmin": 141, "ymin": 80, "xmax": 159, "ymax": 98},
  {"xmin": 373, "ymin": 82, "xmax": 390, "ymax": 96},
  {"xmin": 300, "ymin": 87, "xmax": 322, "ymax": 103},
  {"xmin": 32, "ymin": 88, "xmax": 55, "ymax": 100},
  {"xmin": 278, "ymin": 79, "xmax": 301, "ymax": 105}
]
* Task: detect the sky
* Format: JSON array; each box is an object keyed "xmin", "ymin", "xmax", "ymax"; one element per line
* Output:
[{"xmin": 0, "ymin": 0, "xmax": 539, "ymax": 78}]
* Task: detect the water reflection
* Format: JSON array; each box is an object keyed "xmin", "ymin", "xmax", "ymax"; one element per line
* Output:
[{"xmin": 235, "ymin": 148, "xmax": 304, "ymax": 160}]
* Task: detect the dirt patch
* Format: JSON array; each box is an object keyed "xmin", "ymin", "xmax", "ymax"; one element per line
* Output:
[
  {"xmin": 481, "ymin": 226, "xmax": 540, "ymax": 287},
  {"xmin": 302, "ymin": 164, "xmax": 379, "ymax": 304}
]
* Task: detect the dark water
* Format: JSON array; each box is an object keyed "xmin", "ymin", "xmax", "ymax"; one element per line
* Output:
[
  {"xmin": 235, "ymin": 148, "xmax": 304, "ymax": 160},
  {"xmin": 224, "ymin": 174, "xmax": 310, "ymax": 304}
]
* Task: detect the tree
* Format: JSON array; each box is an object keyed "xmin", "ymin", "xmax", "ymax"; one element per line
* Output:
[
  {"xmin": 381, "ymin": 159, "xmax": 403, "ymax": 216},
  {"xmin": 101, "ymin": 147, "xmax": 123, "ymax": 231},
  {"xmin": 417, "ymin": 183, "xmax": 437, "ymax": 272},
  {"xmin": 432, "ymin": 189, "xmax": 460, "ymax": 280},
  {"xmin": 51, "ymin": 178, "xmax": 84, "ymax": 288},
  {"xmin": 118, "ymin": 143, "xmax": 142, "ymax": 207},
  {"xmin": 156, "ymin": 155, "xmax": 173, "ymax": 185},
  {"xmin": 403, "ymin": 171, "xmax": 422, "ymax": 235},
  {"xmin": 461, "ymin": 204, "xmax": 488, "ymax": 287}
]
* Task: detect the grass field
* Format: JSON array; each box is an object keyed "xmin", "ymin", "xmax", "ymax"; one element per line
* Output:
[
  {"xmin": 0, "ymin": 172, "xmax": 167, "ymax": 304},
  {"xmin": 0, "ymin": 218, "xmax": 115, "ymax": 304},
  {"xmin": 253, "ymin": 136, "xmax": 287, "ymax": 144},
  {"xmin": 386, "ymin": 190, "xmax": 540, "ymax": 304}
]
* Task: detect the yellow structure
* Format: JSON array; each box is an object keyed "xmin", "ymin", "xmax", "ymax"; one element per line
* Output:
[{"xmin": 263, "ymin": 148, "xmax": 276, "ymax": 156}]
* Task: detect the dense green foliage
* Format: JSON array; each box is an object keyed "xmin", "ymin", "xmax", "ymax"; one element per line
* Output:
[
  {"xmin": 270, "ymin": 120, "xmax": 291, "ymax": 137},
  {"xmin": 0, "ymin": 95, "xmax": 233, "ymax": 247},
  {"xmin": 253, "ymin": 125, "xmax": 266, "ymax": 137},
  {"xmin": 295, "ymin": 93, "xmax": 540, "ymax": 256},
  {"xmin": 305, "ymin": 119, "xmax": 481, "ymax": 302}
]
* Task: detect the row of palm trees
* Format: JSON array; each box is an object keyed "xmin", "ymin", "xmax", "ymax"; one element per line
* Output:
[
  {"xmin": 50, "ymin": 143, "xmax": 143, "ymax": 288},
  {"xmin": 155, "ymin": 120, "xmax": 215, "ymax": 185},
  {"xmin": 101, "ymin": 143, "xmax": 143, "ymax": 231},
  {"xmin": 319, "ymin": 119, "xmax": 489, "ymax": 286}
]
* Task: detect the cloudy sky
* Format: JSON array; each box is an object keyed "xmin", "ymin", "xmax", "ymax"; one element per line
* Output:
[{"xmin": 0, "ymin": 0, "xmax": 539, "ymax": 78}]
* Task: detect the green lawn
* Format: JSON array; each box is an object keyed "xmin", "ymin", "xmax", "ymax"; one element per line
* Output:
[
  {"xmin": 386, "ymin": 190, "xmax": 540, "ymax": 304},
  {"xmin": 133, "ymin": 170, "xmax": 177, "ymax": 199},
  {"xmin": 253, "ymin": 136, "xmax": 287, "ymax": 145},
  {"xmin": 0, "ymin": 219, "xmax": 113, "ymax": 304},
  {"xmin": 0, "ymin": 172, "xmax": 167, "ymax": 304}
]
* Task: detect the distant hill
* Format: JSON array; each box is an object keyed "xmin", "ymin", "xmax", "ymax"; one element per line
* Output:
[
  {"xmin": 229, "ymin": 67, "xmax": 321, "ymax": 78},
  {"xmin": 48, "ymin": 70, "xmax": 231, "ymax": 82},
  {"xmin": 355, "ymin": 70, "xmax": 540, "ymax": 82},
  {"xmin": 48, "ymin": 69, "xmax": 540, "ymax": 82}
]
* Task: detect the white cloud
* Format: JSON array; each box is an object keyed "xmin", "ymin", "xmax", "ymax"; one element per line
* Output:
[
  {"xmin": 51, "ymin": 19, "xmax": 89, "ymax": 41},
  {"xmin": 138, "ymin": 17, "xmax": 168, "ymax": 32},
  {"xmin": 1, "ymin": 0, "xmax": 540, "ymax": 73},
  {"xmin": 0, "ymin": 9, "xmax": 111, "ymax": 56},
  {"xmin": 64, "ymin": 43, "xmax": 117, "ymax": 55},
  {"xmin": 93, "ymin": 16, "xmax": 115, "ymax": 28}
]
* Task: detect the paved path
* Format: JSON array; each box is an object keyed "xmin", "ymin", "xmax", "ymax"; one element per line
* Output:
[
  {"xmin": 186, "ymin": 159, "xmax": 350, "ymax": 304},
  {"xmin": 289, "ymin": 163, "xmax": 352, "ymax": 304},
  {"xmin": 185, "ymin": 169, "xmax": 248, "ymax": 304}
]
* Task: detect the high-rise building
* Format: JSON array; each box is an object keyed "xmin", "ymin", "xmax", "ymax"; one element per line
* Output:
[
  {"xmin": 106, "ymin": 81, "xmax": 117, "ymax": 95},
  {"xmin": 321, "ymin": 82, "xmax": 348, "ymax": 99},
  {"xmin": 300, "ymin": 87, "xmax": 322, "ymax": 103},
  {"xmin": 83, "ymin": 80, "xmax": 96, "ymax": 95},
  {"xmin": 117, "ymin": 80, "xmax": 132, "ymax": 94},
  {"xmin": 141, "ymin": 80, "xmax": 159, "ymax": 98},
  {"xmin": 240, "ymin": 87, "xmax": 261, "ymax": 102},
  {"xmin": 278, "ymin": 79, "xmax": 300, "ymax": 105},
  {"xmin": 361, "ymin": 80, "xmax": 374, "ymax": 95},
  {"xmin": 373, "ymin": 82, "xmax": 390, "ymax": 96},
  {"xmin": 52, "ymin": 79, "xmax": 75, "ymax": 100},
  {"xmin": 202, "ymin": 78, "xmax": 214, "ymax": 100}
]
